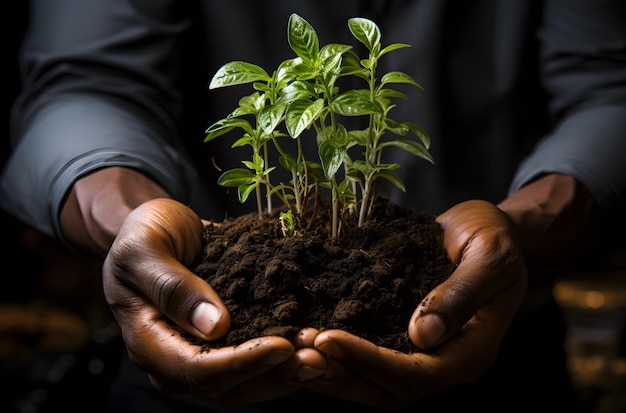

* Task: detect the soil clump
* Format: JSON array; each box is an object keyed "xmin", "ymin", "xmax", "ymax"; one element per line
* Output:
[{"xmin": 188, "ymin": 197, "xmax": 455, "ymax": 353}]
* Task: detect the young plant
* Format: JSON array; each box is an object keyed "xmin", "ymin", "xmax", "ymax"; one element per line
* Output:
[{"xmin": 205, "ymin": 13, "xmax": 433, "ymax": 238}]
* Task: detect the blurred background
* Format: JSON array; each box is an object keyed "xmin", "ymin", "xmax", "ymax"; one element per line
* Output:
[
  {"xmin": 2, "ymin": 3, "xmax": 624, "ymax": 413},
  {"xmin": 1, "ymin": 3, "xmax": 122, "ymax": 411}
]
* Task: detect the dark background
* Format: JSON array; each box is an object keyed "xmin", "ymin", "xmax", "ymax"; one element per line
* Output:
[{"xmin": 1, "ymin": 4, "xmax": 123, "ymax": 412}]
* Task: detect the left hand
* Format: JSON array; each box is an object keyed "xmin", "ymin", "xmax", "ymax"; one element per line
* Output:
[{"xmin": 305, "ymin": 200, "xmax": 528, "ymax": 409}]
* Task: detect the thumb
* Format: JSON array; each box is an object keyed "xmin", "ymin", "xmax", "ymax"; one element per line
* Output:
[
  {"xmin": 103, "ymin": 198, "xmax": 231, "ymax": 341},
  {"xmin": 408, "ymin": 200, "xmax": 527, "ymax": 349}
]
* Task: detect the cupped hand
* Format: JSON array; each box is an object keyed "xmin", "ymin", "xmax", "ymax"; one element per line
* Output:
[
  {"xmin": 102, "ymin": 198, "xmax": 326, "ymax": 406},
  {"xmin": 306, "ymin": 200, "xmax": 528, "ymax": 409}
]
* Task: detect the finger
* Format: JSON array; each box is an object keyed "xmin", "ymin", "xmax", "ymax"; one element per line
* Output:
[
  {"xmin": 409, "ymin": 262, "xmax": 527, "ymax": 349},
  {"xmin": 293, "ymin": 327, "xmax": 320, "ymax": 348},
  {"xmin": 104, "ymin": 199, "xmax": 231, "ymax": 341},
  {"xmin": 410, "ymin": 200, "xmax": 527, "ymax": 349},
  {"xmin": 123, "ymin": 306, "xmax": 296, "ymax": 402},
  {"xmin": 313, "ymin": 296, "xmax": 525, "ymax": 409},
  {"xmin": 310, "ymin": 330, "xmax": 432, "ymax": 409},
  {"xmin": 283, "ymin": 347, "xmax": 327, "ymax": 381},
  {"xmin": 219, "ymin": 347, "xmax": 328, "ymax": 406},
  {"xmin": 201, "ymin": 218, "xmax": 220, "ymax": 227},
  {"xmin": 104, "ymin": 260, "xmax": 231, "ymax": 342}
]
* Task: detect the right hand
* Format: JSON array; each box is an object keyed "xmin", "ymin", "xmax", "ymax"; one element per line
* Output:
[
  {"xmin": 102, "ymin": 198, "xmax": 326, "ymax": 406},
  {"xmin": 303, "ymin": 200, "xmax": 528, "ymax": 409}
]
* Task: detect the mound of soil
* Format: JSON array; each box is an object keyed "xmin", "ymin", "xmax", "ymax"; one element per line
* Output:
[{"xmin": 189, "ymin": 197, "xmax": 455, "ymax": 353}]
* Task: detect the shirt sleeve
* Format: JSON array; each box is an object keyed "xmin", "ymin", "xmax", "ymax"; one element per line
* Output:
[
  {"xmin": 509, "ymin": 0, "xmax": 626, "ymax": 220},
  {"xmin": 0, "ymin": 0, "xmax": 209, "ymax": 244}
]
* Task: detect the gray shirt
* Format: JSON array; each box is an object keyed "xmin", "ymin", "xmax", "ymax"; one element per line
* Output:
[{"xmin": 2, "ymin": 0, "xmax": 626, "ymax": 247}]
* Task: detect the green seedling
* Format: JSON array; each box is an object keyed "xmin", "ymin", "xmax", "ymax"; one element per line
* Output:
[{"xmin": 205, "ymin": 13, "xmax": 433, "ymax": 238}]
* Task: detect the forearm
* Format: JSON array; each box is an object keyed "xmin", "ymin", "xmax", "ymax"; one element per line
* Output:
[
  {"xmin": 506, "ymin": 0, "xmax": 626, "ymax": 269},
  {"xmin": 60, "ymin": 167, "xmax": 171, "ymax": 258},
  {"xmin": 504, "ymin": 0, "xmax": 626, "ymax": 275},
  {"xmin": 497, "ymin": 173, "xmax": 599, "ymax": 274}
]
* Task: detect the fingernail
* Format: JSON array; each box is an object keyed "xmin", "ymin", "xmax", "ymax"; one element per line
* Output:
[
  {"xmin": 297, "ymin": 365, "xmax": 325, "ymax": 381},
  {"xmin": 417, "ymin": 313, "xmax": 446, "ymax": 347},
  {"xmin": 317, "ymin": 342, "xmax": 345, "ymax": 359},
  {"xmin": 192, "ymin": 302, "xmax": 219, "ymax": 336},
  {"xmin": 267, "ymin": 349, "xmax": 292, "ymax": 365}
]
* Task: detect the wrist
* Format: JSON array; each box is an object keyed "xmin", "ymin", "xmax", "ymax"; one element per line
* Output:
[
  {"xmin": 497, "ymin": 174, "xmax": 599, "ymax": 272},
  {"xmin": 60, "ymin": 166, "xmax": 171, "ymax": 258}
]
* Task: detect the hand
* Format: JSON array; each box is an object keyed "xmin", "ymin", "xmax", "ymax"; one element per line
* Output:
[
  {"xmin": 102, "ymin": 198, "xmax": 326, "ymax": 406},
  {"xmin": 306, "ymin": 200, "xmax": 528, "ymax": 409}
]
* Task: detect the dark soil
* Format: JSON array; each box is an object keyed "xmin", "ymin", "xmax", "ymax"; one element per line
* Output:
[{"xmin": 188, "ymin": 197, "xmax": 455, "ymax": 354}]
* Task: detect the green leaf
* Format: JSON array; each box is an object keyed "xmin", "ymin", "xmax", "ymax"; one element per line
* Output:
[
  {"xmin": 372, "ymin": 163, "xmax": 402, "ymax": 172},
  {"xmin": 267, "ymin": 182, "xmax": 288, "ymax": 197},
  {"xmin": 209, "ymin": 61, "xmax": 270, "ymax": 89},
  {"xmin": 376, "ymin": 170, "xmax": 407, "ymax": 192},
  {"xmin": 217, "ymin": 168, "xmax": 254, "ymax": 187},
  {"xmin": 242, "ymin": 152, "xmax": 264, "ymax": 174},
  {"xmin": 341, "ymin": 65, "xmax": 369, "ymax": 80},
  {"xmin": 280, "ymin": 80, "xmax": 317, "ymax": 102},
  {"xmin": 236, "ymin": 92, "xmax": 265, "ymax": 113},
  {"xmin": 253, "ymin": 82, "xmax": 271, "ymax": 93},
  {"xmin": 379, "ymin": 139, "xmax": 434, "ymax": 164},
  {"xmin": 204, "ymin": 117, "xmax": 253, "ymax": 142},
  {"xmin": 376, "ymin": 88, "xmax": 407, "ymax": 99},
  {"xmin": 238, "ymin": 183, "xmax": 257, "ymax": 203},
  {"xmin": 285, "ymin": 98, "xmax": 324, "ymax": 138},
  {"xmin": 360, "ymin": 58, "xmax": 375, "ymax": 70},
  {"xmin": 379, "ymin": 42, "xmax": 411, "ymax": 57},
  {"xmin": 276, "ymin": 57, "xmax": 302, "ymax": 85},
  {"xmin": 204, "ymin": 124, "xmax": 234, "ymax": 142},
  {"xmin": 259, "ymin": 101, "xmax": 287, "ymax": 134},
  {"xmin": 288, "ymin": 14, "xmax": 319, "ymax": 65},
  {"xmin": 319, "ymin": 139, "xmax": 346, "ymax": 180},
  {"xmin": 348, "ymin": 17, "xmax": 380, "ymax": 52},
  {"xmin": 348, "ymin": 159, "xmax": 371, "ymax": 176},
  {"xmin": 327, "ymin": 123, "xmax": 350, "ymax": 147},
  {"xmin": 347, "ymin": 129, "xmax": 370, "ymax": 146},
  {"xmin": 318, "ymin": 51, "xmax": 343, "ymax": 77},
  {"xmin": 340, "ymin": 54, "xmax": 368, "ymax": 77},
  {"xmin": 320, "ymin": 43, "xmax": 352, "ymax": 60},
  {"xmin": 381, "ymin": 71, "xmax": 424, "ymax": 90},
  {"xmin": 319, "ymin": 43, "xmax": 352, "ymax": 75},
  {"xmin": 337, "ymin": 177, "xmax": 356, "ymax": 206},
  {"xmin": 279, "ymin": 153, "xmax": 298, "ymax": 170},
  {"xmin": 278, "ymin": 209, "xmax": 297, "ymax": 236},
  {"xmin": 304, "ymin": 160, "xmax": 325, "ymax": 183},
  {"xmin": 331, "ymin": 90, "xmax": 381, "ymax": 116},
  {"xmin": 230, "ymin": 106, "xmax": 255, "ymax": 117},
  {"xmin": 231, "ymin": 135, "xmax": 253, "ymax": 148},
  {"xmin": 381, "ymin": 117, "xmax": 407, "ymax": 134},
  {"xmin": 402, "ymin": 122, "xmax": 432, "ymax": 148},
  {"xmin": 289, "ymin": 62, "xmax": 319, "ymax": 81}
]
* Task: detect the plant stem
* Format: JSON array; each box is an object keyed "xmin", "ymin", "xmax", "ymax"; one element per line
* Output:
[
  {"xmin": 255, "ymin": 184, "xmax": 263, "ymax": 219},
  {"xmin": 331, "ymin": 182, "xmax": 339, "ymax": 239},
  {"xmin": 358, "ymin": 179, "xmax": 370, "ymax": 227},
  {"xmin": 263, "ymin": 141, "xmax": 273, "ymax": 214}
]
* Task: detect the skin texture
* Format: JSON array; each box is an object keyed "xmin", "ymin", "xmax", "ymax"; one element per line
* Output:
[
  {"xmin": 60, "ymin": 167, "xmax": 596, "ymax": 407},
  {"xmin": 61, "ymin": 167, "xmax": 329, "ymax": 406},
  {"xmin": 300, "ymin": 174, "xmax": 597, "ymax": 408},
  {"xmin": 102, "ymin": 197, "xmax": 325, "ymax": 406},
  {"xmin": 304, "ymin": 200, "xmax": 528, "ymax": 409}
]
